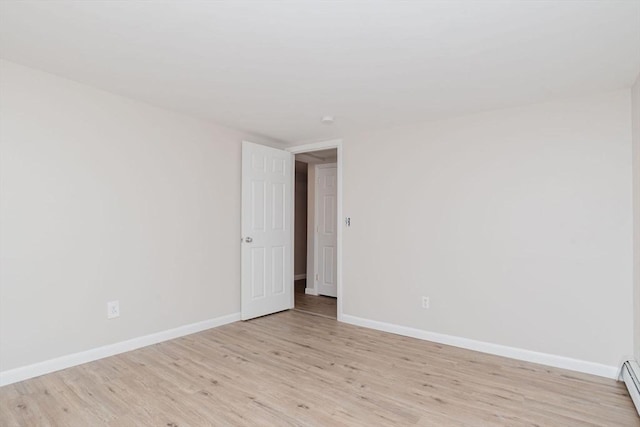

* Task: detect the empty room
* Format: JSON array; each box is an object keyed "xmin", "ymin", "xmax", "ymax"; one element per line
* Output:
[{"xmin": 1, "ymin": 1, "xmax": 640, "ymax": 425}]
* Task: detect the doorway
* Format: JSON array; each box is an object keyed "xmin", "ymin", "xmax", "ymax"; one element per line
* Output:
[
  {"xmin": 293, "ymin": 150, "xmax": 338, "ymax": 319},
  {"xmin": 287, "ymin": 140, "xmax": 343, "ymax": 321}
]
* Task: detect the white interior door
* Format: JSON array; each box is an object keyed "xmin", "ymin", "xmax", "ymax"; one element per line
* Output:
[
  {"xmin": 315, "ymin": 164, "xmax": 337, "ymax": 297},
  {"xmin": 241, "ymin": 141, "xmax": 293, "ymax": 320}
]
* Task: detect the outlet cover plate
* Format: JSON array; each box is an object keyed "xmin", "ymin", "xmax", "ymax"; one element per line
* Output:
[
  {"xmin": 422, "ymin": 296, "xmax": 430, "ymax": 309},
  {"xmin": 107, "ymin": 300, "xmax": 120, "ymax": 319}
]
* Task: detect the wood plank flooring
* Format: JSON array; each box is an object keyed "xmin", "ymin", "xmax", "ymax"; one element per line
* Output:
[
  {"xmin": 294, "ymin": 279, "xmax": 337, "ymax": 319},
  {"xmin": 0, "ymin": 310, "xmax": 637, "ymax": 426}
]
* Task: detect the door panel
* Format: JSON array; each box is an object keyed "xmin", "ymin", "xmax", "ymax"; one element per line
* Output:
[
  {"xmin": 316, "ymin": 164, "xmax": 337, "ymax": 297},
  {"xmin": 242, "ymin": 141, "xmax": 293, "ymax": 320},
  {"xmin": 272, "ymin": 245, "xmax": 285, "ymax": 294},
  {"xmin": 251, "ymin": 181, "xmax": 266, "ymax": 230},
  {"xmin": 272, "ymin": 182, "xmax": 285, "ymax": 230},
  {"xmin": 251, "ymin": 247, "xmax": 266, "ymax": 298}
]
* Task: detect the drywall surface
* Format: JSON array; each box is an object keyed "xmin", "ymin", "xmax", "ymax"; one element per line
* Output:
[
  {"xmin": 633, "ymin": 74, "xmax": 640, "ymax": 361},
  {"xmin": 0, "ymin": 60, "xmax": 280, "ymax": 371},
  {"xmin": 342, "ymin": 90, "xmax": 634, "ymax": 367}
]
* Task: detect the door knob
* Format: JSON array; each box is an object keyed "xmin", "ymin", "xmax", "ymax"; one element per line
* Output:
[{"xmin": 245, "ymin": 237, "xmax": 253, "ymax": 243}]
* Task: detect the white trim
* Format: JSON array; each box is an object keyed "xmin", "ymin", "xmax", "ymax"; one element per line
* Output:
[
  {"xmin": 305, "ymin": 287, "xmax": 319, "ymax": 296},
  {"xmin": 288, "ymin": 150, "xmax": 296, "ymax": 311},
  {"xmin": 287, "ymin": 139, "xmax": 343, "ymax": 154},
  {"xmin": 287, "ymin": 139, "xmax": 343, "ymax": 321},
  {"xmin": 294, "ymin": 274, "xmax": 307, "ymax": 280},
  {"xmin": 341, "ymin": 314, "xmax": 618, "ymax": 379},
  {"xmin": 0, "ymin": 312, "xmax": 241, "ymax": 387}
]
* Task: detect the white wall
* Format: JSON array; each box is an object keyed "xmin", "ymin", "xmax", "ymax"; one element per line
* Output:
[
  {"xmin": 1, "ymin": 57, "xmax": 635, "ymax": 378},
  {"xmin": 633, "ymin": 74, "xmax": 640, "ymax": 361},
  {"xmin": 0, "ymin": 60, "xmax": 281, "ymax": 372},
  {"xmin": 342, "ymin": 90, "xmax": 634, "ymax": 368}
]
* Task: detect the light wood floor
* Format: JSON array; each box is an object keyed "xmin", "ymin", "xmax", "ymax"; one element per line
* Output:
[
  {"xmin": 1, "ymin": 310, "xmax": 637, "ymax": 426},
  {"xmin": 294, "ymin": 279, "xmax": 337, "ymax": 319}
]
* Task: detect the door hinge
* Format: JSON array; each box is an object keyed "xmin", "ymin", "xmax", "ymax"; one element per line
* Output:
[{"xmin": 315, "ymin": 273, "xmax": 319, "ymax": 281}]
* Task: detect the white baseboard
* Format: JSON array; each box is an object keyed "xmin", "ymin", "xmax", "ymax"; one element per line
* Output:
[
  {"xmin": 305, "ymin": 288, "xmax": 318, "ymax": 296},
  {"xmin": 294, "ymin": 274, "xmax": 307, "ymax": 280},
  {"xmin": 0, "ymin": 312, "xmax": 241, "ymax": 387},
  {"xmin": 341, "ymin": 314, "xmax": 618, "ymax": 379}
]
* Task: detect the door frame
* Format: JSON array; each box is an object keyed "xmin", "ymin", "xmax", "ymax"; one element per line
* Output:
[{"xmin": 287, "ymin": 139, "xmax": 343, "ymax": 321}]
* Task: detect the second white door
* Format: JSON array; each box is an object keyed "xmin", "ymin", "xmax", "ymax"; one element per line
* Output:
[{"xmin": 315, "ymin": 164, "xmax": 337, "ymax": 297}]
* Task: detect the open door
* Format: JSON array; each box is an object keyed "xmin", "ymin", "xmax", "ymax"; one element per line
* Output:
[
  {"xmin": 315, "ymin": 163, "xmax": 338, "ymax": 297},
  {"xmin": 241, "ymin": 141, "xmax": 293, "ymax": 320}
]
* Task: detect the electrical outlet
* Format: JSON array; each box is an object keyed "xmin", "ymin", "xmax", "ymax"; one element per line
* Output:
[
  {"xmin": 422, "ymin": 296, "xmax": 430, "ymax": 309},
  {"xmin": 107, "ymin": 300, "xmax": 120, "ymax": 319}
]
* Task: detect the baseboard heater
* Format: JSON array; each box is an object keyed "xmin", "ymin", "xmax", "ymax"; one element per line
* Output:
[{"xmin": 621, "ymin": 360, "xmax": 640, "ymax": 416}]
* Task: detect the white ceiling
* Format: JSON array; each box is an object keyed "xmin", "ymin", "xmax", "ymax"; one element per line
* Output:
[{"xmin": 1, "ymin": 1, "xmax": 639, "ymax": 143}]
